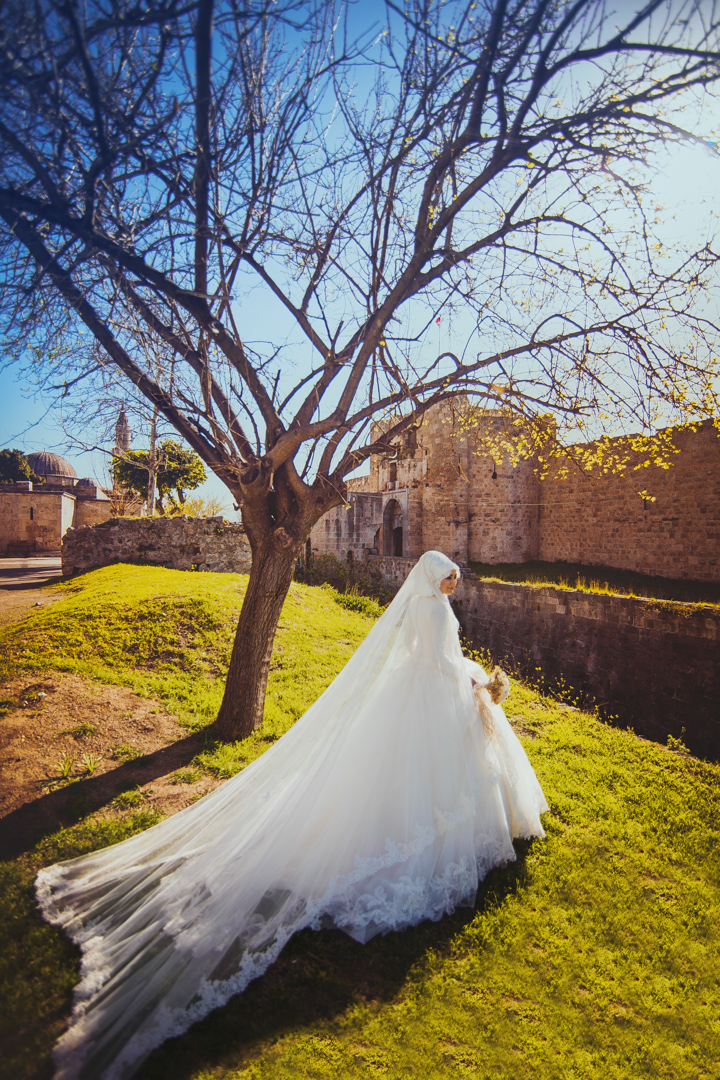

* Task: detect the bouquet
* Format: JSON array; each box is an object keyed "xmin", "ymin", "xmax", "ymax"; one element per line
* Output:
[
  {"xmin": 486, "ymin": 666, "xmax": 510, "ymax": 705},
  {"xmin": 473, "ymin": 666, "xmax": 510, "ymax": 738}
]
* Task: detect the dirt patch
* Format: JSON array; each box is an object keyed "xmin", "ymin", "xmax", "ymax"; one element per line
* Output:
[
  {"xmin": 0, "ymin": 672, "xmax": 222, "ymax": 859},
  {"xmin": 0, "ymin": 584, "xmax": 65, "ymax": 629}
]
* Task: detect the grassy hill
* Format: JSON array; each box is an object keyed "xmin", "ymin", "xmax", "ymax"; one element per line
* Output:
[{"xmin": 0, "ymin": 565, "xmax": 718, "ymax": 1080}]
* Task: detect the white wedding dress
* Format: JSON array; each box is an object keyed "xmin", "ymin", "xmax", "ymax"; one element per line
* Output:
[{"xmin": 36, "ymin": 551, "xmax": 548, "ymax": 1080}]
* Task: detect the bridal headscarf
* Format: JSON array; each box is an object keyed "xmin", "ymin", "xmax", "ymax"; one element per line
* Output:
[{"xmin": 405, "ymin": 549, "xmax": 460, "ymax": 600}]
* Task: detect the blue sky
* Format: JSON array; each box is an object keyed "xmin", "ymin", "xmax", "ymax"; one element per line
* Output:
[{"xmin": 1, "ymin": 29, "xmax": 719, "ymax": 511}]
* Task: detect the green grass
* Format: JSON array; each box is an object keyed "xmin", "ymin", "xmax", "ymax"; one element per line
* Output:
[
  {"xmin": 61, "ymin": 721, "xmax": 97, "ymax": 738},
  {"xmin": 0, "ymin": 564, "xmax": 372, "ymax": 740},
  {"xmin": 168, "ymin": 767, "xmax": 203, "ymax": 785},
  {"xmin": 111, "ymin": 788, "xmax": 145, "ymax": 809},
  {"xmin": 111, "ymin": 743, "xmax": 141, "ymax": 762},
  {"xmin": 0, "ymin": 809, "xmax": 165, "ymax": 1080},
  {"xmin": 467, "ymin": 559, "xmax": 720, "ymax": 607},
  {"xmin": 140, "ymin": 704, "xmax": 720, "ymax": 1080},
  {"xmin": 0, "ymin": 565, "xmax": 718, "ymax": 1080}
]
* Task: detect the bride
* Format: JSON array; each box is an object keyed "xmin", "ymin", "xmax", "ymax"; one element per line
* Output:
[{"xmin": 36, "ymin": 550, "xmax": 548, "ymax": 1080}]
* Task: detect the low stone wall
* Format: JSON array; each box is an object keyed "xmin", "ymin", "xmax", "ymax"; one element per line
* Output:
[
  {"xmin": 366, "ymin": 553, "xmax": 417, "ymax": 588},
  {"xmin": 369, "ymin": 555, "xmax": 720, "ymax": 758},
  {"xmin": 62, "ymin": 515, "xmax": 252, "ymax": 576}
]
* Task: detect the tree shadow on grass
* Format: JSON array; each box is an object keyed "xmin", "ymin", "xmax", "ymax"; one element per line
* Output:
[
  {"xmin": 134, "ymin": 840, "xmax": 538, "ymax": 1080},
  {"xmin": 0, "ymin": 733, "xmax": 210, "ymax": 862}
]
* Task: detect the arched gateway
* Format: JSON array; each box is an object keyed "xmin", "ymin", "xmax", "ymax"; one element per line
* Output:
[{"xmin": 382, "ymin": 498, "xmax": 403, "ymax": 557}]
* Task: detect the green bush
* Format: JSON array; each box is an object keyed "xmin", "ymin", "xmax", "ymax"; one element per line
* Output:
[
  {"xmin": 331, "ymin": 590, "xmax": 385, "ymax": 619},
  {"xmin": 111, "ymin": 789, "xmax": 144, "ymax": 809}
]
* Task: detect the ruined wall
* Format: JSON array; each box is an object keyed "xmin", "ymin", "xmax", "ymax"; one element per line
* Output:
[
  {"xmin": 62, "ymin": 515, "xmax": 252, "ymax": 575},
  {"xmin": 310, "ymin": 406, "xmax": 720, "ymax": 582},
  {"xmin": 537, "ymin": 420, "xmax": 720, "ymax": 581},
  {"xmin": 0, "ymin": 487, "xmax": 75, "ymax": 553},
  {"xmin": 310, "ymin": 405, "xmax": 543, "ymax": 566},
  {"xmin": 315, "ymin": 492, "xmax": 383, "ymax": 561}
]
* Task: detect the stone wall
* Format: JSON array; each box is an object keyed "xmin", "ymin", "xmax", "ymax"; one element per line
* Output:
[
  {"xmin": 0, "ymin": 488, "xmax": 76, "ymax": 553},
  {"xmin": 366, "ymin": 554, "xmax": 417, "ymax": 588},
  {"xmin": 368, "ymin": 555, "xmax": 720, "ymax": 759},
  {"xmin": 73, "ymin": 498, "xmax": 113, "ymax": 529},
  {"xmin": 316, "ymin": 492, "xmax": 383, "ymax": 560},
  {"xmin": 410, "ymin": 406, "xmax": 540, "ymax": 564},
  {"xmin": 310, "ymin": 405, "xmax": 720, "ymax": 582},
  {"xmin": 537, "ymin": 421, "xmax": 720, "ymax": 581},
  {"xmin": 0, "ymin": 482, "xmax": 112, "ymax": 554},
  {"xmin": 62, "ymin": 515, "xmax": 252, "ymax": 576}
]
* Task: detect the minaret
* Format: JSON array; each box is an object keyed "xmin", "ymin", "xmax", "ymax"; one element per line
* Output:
[{"xmin": 113, "ymin": 407, "xmax": 131, "ymax": 458}]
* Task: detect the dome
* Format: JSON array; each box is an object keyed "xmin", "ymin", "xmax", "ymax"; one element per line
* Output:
[
  {"xmin": 26, "ymin": 451, "xmax": 77, "ymax": 479},
  {"xmin": 76, "ymin": 477, "xmax": 110, "ymax": 500}
]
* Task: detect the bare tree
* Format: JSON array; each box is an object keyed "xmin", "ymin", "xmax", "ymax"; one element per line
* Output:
[{"xmin": 0, "ymin": 0, "xmax": 719, "ymax": 739}]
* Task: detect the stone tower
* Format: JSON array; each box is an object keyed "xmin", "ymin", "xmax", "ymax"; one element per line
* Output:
[{"xmin": 113, "ymin": 407, "xmax": 131, "ymax": 458}]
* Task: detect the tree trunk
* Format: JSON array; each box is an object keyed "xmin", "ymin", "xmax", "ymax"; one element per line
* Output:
[
  {"xmin": 213, "ymin": 540, "xmax": 300, "ymax": 741},
  {"xmin": 146, "ymin": 405, "xmax": 158, "ymax": 516}
]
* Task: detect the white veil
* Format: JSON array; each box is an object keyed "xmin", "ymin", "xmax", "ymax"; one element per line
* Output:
[{"xmin": 36, "ymin": 550, "xmax": 547, "ymax": 1080}]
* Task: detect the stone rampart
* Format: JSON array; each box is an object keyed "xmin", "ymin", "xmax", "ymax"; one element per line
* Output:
[
  {"xmin": 369, "ymin": 555, "xmax": 720, "ymax": 759},
  {"xmin": 311, "ymin": 407, "xmax": 720, "ymax": 582},
  {"xmin": 62, "ymin": 515, "xmax": 252, "ymax": 576},
  {"xmin": 537, "ymin": 421, "xmax": 720, "ymax": 581},
  {"xmin": 366, "ymin": 553, "xmax": 416, "ymax": 588}
]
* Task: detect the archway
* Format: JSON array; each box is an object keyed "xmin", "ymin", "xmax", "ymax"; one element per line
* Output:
[{"xmin": 382, "ymin": 498, "xmax": 403, "ymax": 557}]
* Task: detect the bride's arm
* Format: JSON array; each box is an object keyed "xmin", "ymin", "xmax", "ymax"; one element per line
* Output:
[
  {"xmin": 414, "ymin": 599, "xmax": 465, "ymax": 681},
  {"xmin": 464, "ymin": 657, "xmax": 489, "ymax": 688}
]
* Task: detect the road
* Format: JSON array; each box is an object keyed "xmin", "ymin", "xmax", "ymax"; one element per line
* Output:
[{"xmin": 0, "ymin": 556, "xmax": 64, "ymax": 626}]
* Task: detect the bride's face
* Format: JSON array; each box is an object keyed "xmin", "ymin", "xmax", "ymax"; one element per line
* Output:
[{"xmin": 440, "ymin": 570, "xmax": 458, "ymax": 595}]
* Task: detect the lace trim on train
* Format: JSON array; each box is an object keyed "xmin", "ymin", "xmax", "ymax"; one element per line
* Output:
[
  {"xmin": 38, "ymin": 796, "xmax": 529, "ymax": 1080},
  {"xmin": 54, "ymin": 850, "xmax": 505, "ymax": 1080}
]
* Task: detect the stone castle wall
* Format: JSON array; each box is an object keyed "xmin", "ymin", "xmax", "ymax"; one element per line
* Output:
[
  {"xmin": 310, "ymin": 405, "xmax": 720, "ymax": 582},
  {"xmin": 536, "ymin": 422, "xmax": 720, "ymax": 580},
  {"xmin": 62, "ymin": 515, "xmax": 252, "ymax": 576}
]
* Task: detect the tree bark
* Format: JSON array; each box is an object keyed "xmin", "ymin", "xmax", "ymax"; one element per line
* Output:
[
  {"xmin": 146, "ymin": 405, "xmax": 158, "ymax": 516},
  {"xmin": 213, "ymin": 537, "xmax": 301, "ymax": 741}
]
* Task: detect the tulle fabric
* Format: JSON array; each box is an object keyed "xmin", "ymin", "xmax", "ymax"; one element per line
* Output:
[{"xmin": 36, "ymin": 552, "xmax": 548, "ymax": 1080}]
